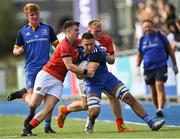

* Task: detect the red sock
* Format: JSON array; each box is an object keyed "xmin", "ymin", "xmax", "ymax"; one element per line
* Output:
[
  {"xmin": 29, "ymin": 118, "xmax": 40, "ymax": 128},
  {"xmin": 116, "ymin": 117, "xmax": 124, "ymax": 127},
  {"xmin": 61, "ymin": 106, "xmax": 69, "ymax": 114}
]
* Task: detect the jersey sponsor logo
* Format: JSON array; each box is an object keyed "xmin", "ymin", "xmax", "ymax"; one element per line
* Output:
[
  {"xmin": 36, "ymin": 87, "xmax": 42, "ymax": 91},
  {"xmin": 42, "ymin": 29, "xmax": 48, "ymax": 36},
  {"xmin": 26, "ymin": 38, "xmax": 48, "ymax": 44}
]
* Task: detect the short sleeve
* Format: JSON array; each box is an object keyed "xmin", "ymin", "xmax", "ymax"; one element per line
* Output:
[
  {"xmin": 49, "ymin": 25, "xmax": 58, "ymax": 43},
  {"xmin": 15, "ymin": 30, "xmax": 24, "ymax": 47}
]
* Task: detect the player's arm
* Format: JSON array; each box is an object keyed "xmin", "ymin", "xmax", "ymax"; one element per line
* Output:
[
  {"xmin": 86, "ymin": 62, "xmax": 99, "ymax": 78},
  {"xmin": 167, "ymin": 44, "xmax": 178, "ymax": 74},
  {"xmin": 62, "ymin": 56, "xmax": 94, "ymax": 78},
  {"xmin": 49, "ymin": 25, "xmax": 60, "ymax": 48},
  {"xmin": 106, "ymin": 53, "xmax": 115, "ymax": 64},
  {"xmin": 136, "ymin": 51, "xmax": 143, "ymax": 67},
  {"xmin": 13, "ymin": 30, "xmax": 24, "ymax": 55}
]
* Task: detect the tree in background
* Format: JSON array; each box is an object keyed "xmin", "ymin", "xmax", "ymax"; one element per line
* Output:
[{"xmin": 0, "ymin": 0, "xmax": 23, "ymax": 57}]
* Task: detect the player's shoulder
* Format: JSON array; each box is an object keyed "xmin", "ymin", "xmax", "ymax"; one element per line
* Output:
[
  {"xmin": 91, "ymin": 46, "xmax": 104, "ymax": 55},
  {"xmin": 101, "ymin": 34, "xmax": 112, "ymax": 41},
  {"xmin": 39, "ymin": 22, "xmax": 50, "ymax": 27}
]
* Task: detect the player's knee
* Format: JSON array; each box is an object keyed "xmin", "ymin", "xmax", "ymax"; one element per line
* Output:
[
  {"xmin": 115, "ymin": 85, "xmax": 129, "ymax": 100},
  {"xmin": 87, "ymin": 96, "xmax": 100, "ymax": 109},
  {"xmin": 29, "ymin": 102, "xmax": 39, "ymax": 109},
  {"xmin": 122, "ymin": 93, "xmax": 136, "ymax": 105},
  {"xmin": 87, "ymin": 96, "xmax": 100, "ymax": 117}
]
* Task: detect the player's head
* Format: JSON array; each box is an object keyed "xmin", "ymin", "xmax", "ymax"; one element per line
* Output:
[
  {"xmin": 142, "ymin": 19, "xmax": 154, "ymax": 35},
  {"xmin": 81, "ymin": 32, "xmax": 95, "ymax": 54},
  {"xmin": 88, "ymin": 19, "xmax": 102, "ymax": 40},
  {"xmin": 63, "ymin": 20, "xmax": 80, "ymax": 41},
  {"xmin": 23, "ymin": 3, "xmax": 40, "ymax": 27}
]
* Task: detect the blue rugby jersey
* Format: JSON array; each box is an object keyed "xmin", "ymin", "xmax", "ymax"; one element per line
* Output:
[
  {"xmin": 87, "ymin": 45, "xmax": 108, "ymax": 75},
  {"xmin": 138, "ymin": 31, "xmax": 170, "ymax": 70},
  {"xmin": 15, "ymin": 22, "xmax": 58, "ymax": 73}
]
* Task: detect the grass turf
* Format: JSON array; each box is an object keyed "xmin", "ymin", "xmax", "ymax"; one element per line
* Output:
[{"xmin": 0, "ymin": 115, "xmax": 180, "ymax": 138}]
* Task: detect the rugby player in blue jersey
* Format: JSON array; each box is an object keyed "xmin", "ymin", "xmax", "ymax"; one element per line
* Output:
[
  {"xmin": 57, "ymin": 19, "xmax": 133, "ymax": 132},
  {"xmin": 78, "ymin": 32, "xmax": 165, "ymax": 133},
  {"xmin": 136, "ymin": 19, "xmax": 178, "ymax": 117},
  {"xmin": 7, "ymin": 3, "xmax": 59, "ymax": 133}
]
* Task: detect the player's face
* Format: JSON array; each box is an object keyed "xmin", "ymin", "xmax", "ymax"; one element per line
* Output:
[
  {"xmin": 142, "ymin": 21, "xmax": 153, "ymax": 35},
  {"xmin": 82, "ymin": 38, "xmax": 95, "ymax": 54},
  {"xmin": 27, "ymin": 11, "xmax": 40, "ymax": 27},
  {"xmin": 68, "ymin": 25, "xmax": 80, "ymax": 41},
  {"xmin": 89, "ymin": 26, "xmax": 102, "ymax": 40}
]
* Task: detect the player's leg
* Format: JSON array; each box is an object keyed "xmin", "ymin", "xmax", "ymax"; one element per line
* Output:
[
  {"xmin": 22, "ymin": 94, "xmax": 58, "ymax": 136},
  {"xmin": 44, "ymin": 104, "xmax": 56, "ymax": 133},
  {"xmin": 7, "ymin": 88, "xmax": 27, "ymax": 101},
  {"xmin": 154, "ymin": 67, "xmax": 167, "ymax": 117},
  {"xmin": 148, "ymin": 84, "xmax": 158, "ymax": 110},
  {"xmin": 57, "ymin": 96, "xmax": 87, "ymax": 128},
  {"xmin": 57, "ymin": 79, "xmax": 87, "ymax": 128},
  {"xmin": 22, "ymin": 73, "xmax": 62, "ymax": 136},
  {"xmin": 104, "ymin": 91, "xmax": 133, "ymax": 132},
  {"xmin": 114, "ymin": 83, "xmax": 165, "ymax": 131},
  {"xmin": 85, "ymin": 93, "xmax": 101, "ymax": 133},
  {"xmin": 155, "ymin": 81, "xmax": 166, "ymax": 117}
]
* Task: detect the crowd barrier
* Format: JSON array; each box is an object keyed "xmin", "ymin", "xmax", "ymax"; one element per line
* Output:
[{"xmin": 16, "ymin": 52, "xmax": 180, "ymax": 97}]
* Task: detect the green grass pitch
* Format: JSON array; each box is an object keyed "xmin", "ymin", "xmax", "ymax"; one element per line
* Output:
[{"xmin": 0, "ymin": 115, "xmax": 180, "ymax": 138}]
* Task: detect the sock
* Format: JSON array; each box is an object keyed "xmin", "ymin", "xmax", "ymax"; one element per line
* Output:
[
  {"xmin": 29, "ymin": 110, "xmax": 35, "ymax": 117},
  {"xmin": 157, "ymin": 108, "xmax": 163, "ymax": 112},
  {"xmin": 26, "ymin": 118, "xmax": 40, "ymax": 130},
  {"xmin": 45, "ymin": 119, "xmax": 51, "ymax": 128},
  {"xmin": 61, "ymin": 106, "xmax": 70, "ymax": 115},
  {"xmin": 141, "ymin": 114, "xmax": 154, "ymax": 128},
  {"xmin": 116, "ymin": 117, "xmax": 124, "ymax": 128}
]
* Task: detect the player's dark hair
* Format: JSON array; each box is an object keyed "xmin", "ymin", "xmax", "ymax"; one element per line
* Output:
[
  {"xmin": 82, "ymin": 32, "xmax": 94, "ymax": 39},
  {"xmin": 63, "ymin": 20, "xmax": 80, "ymax": 29}
]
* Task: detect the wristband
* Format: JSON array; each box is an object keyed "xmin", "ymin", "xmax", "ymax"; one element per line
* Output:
[{"xmin": 83, "ymin": 69, "xmax": 88, "ymax": 75}]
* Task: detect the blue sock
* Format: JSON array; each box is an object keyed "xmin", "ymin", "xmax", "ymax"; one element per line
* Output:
[
  {"xmin": 45, "ymin": 119, "xmax": 51, "ymax": 128},
  {"xmin": 141, "ymin": 114, "xmax": 154, "ymax": 128}
]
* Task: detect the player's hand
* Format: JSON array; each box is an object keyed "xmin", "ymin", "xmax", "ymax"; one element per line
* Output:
[
  {"xmin": 100, "ymin": 46, "xmax": 107, "ymax": 52},
  {"xmin": 87, "ymin": 69, "xmax": 95, "ymax": 78},
  {"xmin": 13, "ymin": 47, "xmax": 24, "ymax": 55},
  {"xmin": 173, "ymin": 65, "xmax": 178, "ymax": 75}
]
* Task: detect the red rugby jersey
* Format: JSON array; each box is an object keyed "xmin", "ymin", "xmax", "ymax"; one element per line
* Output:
[
  {"xmin": 99, "ymin": 34, "xmax": 114, "ymax": 54},
  {"xmin": 43, "ymin": 38, "xmax": 81, "ymax": 82}
]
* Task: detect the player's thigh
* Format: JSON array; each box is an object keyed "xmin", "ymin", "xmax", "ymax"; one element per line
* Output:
[
  {"xmin": 104, "ymin": 72, "xmax": 121, "ymax": 96},
  {"xmin": 81, "ymin": 96, "xmax": 87, "ymax": 108},
  {"xmin": 30, "ymin": 92, "xmax": 44, "ymax": 108},
  {"xmin": 144, "ymin": 70, "xmax": 155, "ymax": 85},
  {"xmin": 155, "ymin": 66, "xmax": 168, "ymax": 83},
  {"xmin": 44, "ymin": 94, "xmax": 59, "ymax": 111}
]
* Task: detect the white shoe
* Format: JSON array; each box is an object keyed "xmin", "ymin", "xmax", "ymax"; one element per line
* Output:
[
  {"xmin": 84, "ymin": 117, "xmax": 94, "ymax": 133},
  {"xmin": 151, "ymin": 120, "xmax": 165, "ymax": 131}
]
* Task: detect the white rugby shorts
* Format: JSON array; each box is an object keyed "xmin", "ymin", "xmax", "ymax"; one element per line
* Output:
[{"xmin": 33, "ymin": 70, "xmax": 63, "ymax": 99}]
